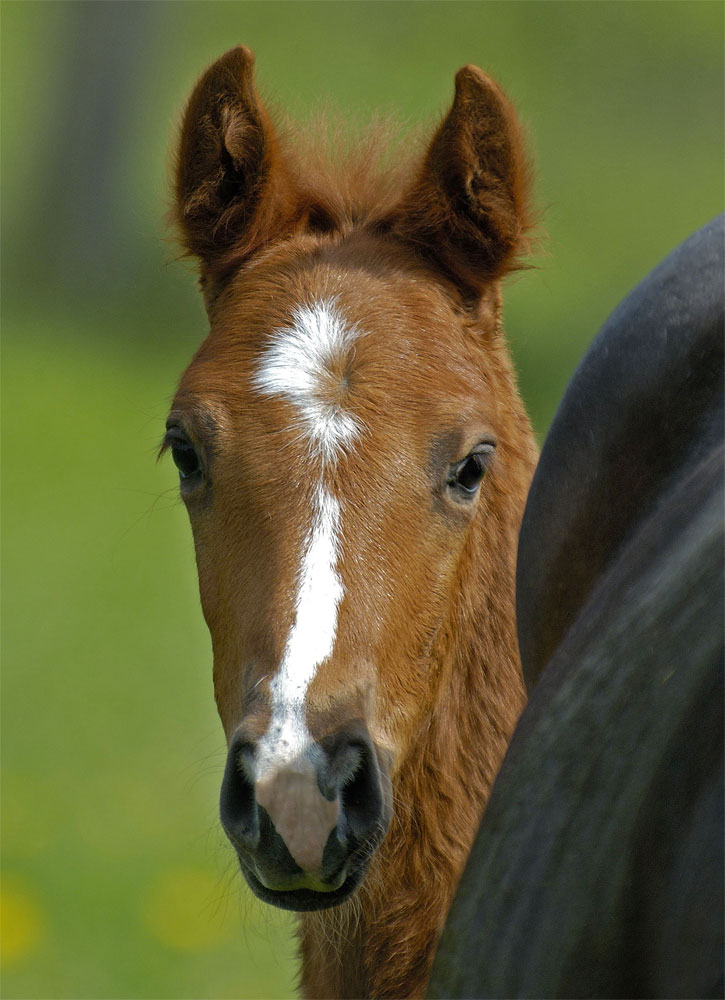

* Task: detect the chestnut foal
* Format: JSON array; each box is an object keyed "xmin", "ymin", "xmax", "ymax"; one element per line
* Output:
[{"xmin": 165, "ymin": 46, "xmax": 536, "ymax": 998}]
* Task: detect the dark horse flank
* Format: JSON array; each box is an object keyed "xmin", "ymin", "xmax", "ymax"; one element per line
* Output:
[
  {"xmin": 166, "ymin": 47, "xmax": 537, "ymax": 998},
  {"xmin": 430, "ymin": 216, "xmax": 725, "ymax": 1000}
]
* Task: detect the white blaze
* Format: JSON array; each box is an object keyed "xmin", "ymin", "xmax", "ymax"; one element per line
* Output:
[
  {"xmin": 255, "ymin": 485, "xmax": 343, "ymax": 777},
  {"xmin": 253, "ymin": 298, "xmax": 361, "ymax": 464},
  {"xmin": 253, "ymin": 298, "xmax": 359, "ymax": 777}
]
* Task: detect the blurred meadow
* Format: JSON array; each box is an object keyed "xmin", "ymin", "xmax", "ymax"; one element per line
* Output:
[{"xmin": 1, "ymin": 2, "xmax": 722, "ymax": 997}]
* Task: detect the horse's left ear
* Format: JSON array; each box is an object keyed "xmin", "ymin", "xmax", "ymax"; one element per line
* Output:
[
  {"xmin": 173, "ymin": 46, "xmax": 298, "ymax": 307},
  {"xmin": 387, "ymin": 66, "xmax": 533, "ymax": 296}
]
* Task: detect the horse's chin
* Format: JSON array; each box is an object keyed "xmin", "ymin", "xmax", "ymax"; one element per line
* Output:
[{"xmin": 241, "ymin": 863, "xmax": 364, "ymax": 912}]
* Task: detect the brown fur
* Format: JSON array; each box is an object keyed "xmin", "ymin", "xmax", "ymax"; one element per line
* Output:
[
  {"xmin": 299, "ymin": 329, "xmax": 532, "ymax": 999},
  {"xmin": 168, "ymin": 46, "xmax": 537, "ymax": 999}
]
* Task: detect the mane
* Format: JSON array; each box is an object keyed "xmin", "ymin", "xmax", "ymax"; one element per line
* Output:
[{"xmin": 278, "ymin": 110, "xmax": 427, "ymax": 230}]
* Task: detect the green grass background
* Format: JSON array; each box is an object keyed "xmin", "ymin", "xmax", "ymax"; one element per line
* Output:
[{"xmin": 2, "ymin": 2, "xmax": 722, "ymax": 998}]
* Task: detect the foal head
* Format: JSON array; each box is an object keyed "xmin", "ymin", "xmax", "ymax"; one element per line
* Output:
[{"xmin": 167, "ymin": 47, "xmax": 534, "ymax": 911}]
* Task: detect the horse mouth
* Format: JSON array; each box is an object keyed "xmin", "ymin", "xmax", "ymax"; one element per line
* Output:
[{"xmin": 240, "ymin": 861, "xmax": 364, "ymax": 911}]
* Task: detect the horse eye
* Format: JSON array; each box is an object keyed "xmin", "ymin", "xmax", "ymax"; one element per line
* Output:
[
  {"xmin": 172, "ymin": 442, "xmax": 201, "ymax": 479},
  {"xmin": 455, "ymin": 454, "xmax": 485, "ymax": 492},
  {"xmin": 167, "ymin": 433, "xmax": 202, "ymax": 480},
  {"xmin": 448, "ymin": 445, "xmax": 494, "ymax": 496}
]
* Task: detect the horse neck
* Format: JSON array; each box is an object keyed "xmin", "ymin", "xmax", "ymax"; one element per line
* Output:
[{"xmin": 299, "ymin": 518, "xmax": 528, "ymax": 999}]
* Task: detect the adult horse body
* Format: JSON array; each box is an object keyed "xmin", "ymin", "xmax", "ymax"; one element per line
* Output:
[
  {"xmin": 430, "ymin": 216, "xmax": 725, "ymax": 998},
  {"xmin": 166, "ymin": 48, "xmax": 536, "ymax": 998}
]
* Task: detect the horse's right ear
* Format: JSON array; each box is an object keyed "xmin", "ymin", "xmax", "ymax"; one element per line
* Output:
[
  {"xmin": 386, "ymin": 65, "xmax": 534, "ymax": 298},
  {"xmin": 174, "ymin": 46, "xmax": 296, "ymax": 303}
]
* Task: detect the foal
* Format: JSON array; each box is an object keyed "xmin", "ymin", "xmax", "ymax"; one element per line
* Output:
[{"xmin": 166, "ymin": 46, "xmax": 537, "ymax": 998}]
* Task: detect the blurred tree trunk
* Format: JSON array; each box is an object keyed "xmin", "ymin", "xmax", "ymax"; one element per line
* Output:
[{"xmin": 35, "ymin": 1, "xmax": 156, "ymax": 297}]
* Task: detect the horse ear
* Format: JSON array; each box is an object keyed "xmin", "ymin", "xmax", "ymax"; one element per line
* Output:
[
  {"xmin": 388, "ymin": 66, "xmax": 533, "ymax": 296},
  {"xmin": 174, "ymin": 46, "xmax": 297, "ymax": 299}
]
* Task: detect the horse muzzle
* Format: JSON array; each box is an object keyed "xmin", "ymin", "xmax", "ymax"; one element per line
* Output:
[{"xmin": 219, "ymin": 720, "xmax": 392, "ymax": 911}]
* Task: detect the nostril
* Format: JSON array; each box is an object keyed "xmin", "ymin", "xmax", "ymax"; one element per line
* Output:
[
  {"xmin": 341, "ymin": 748, "xmax": 366, "ymax": 810},
  {"xmin": 340, "ymin": 742, "xmax": 384, "ymax": 843},
  {"xmin": 220, "ymin": 739, "xmax": 258, "ymax": 849},
  {"xmin": 325, "ymin": 742, "xmax": 362, "ymax": 797}
]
